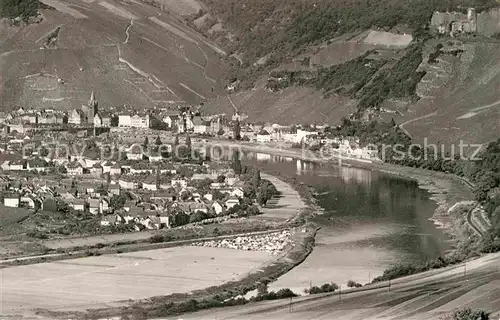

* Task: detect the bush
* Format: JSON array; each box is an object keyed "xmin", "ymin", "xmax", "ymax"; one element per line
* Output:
[
  {"xmin": 149, "ymin": 234, "xmax": 164, "ymax": 243},
  {"xmin": 254, "ymin": 288, "xmax": 297, "ymax": 301},
  {"xmin": 26, "ymin": 230, "xmax": 48, "ymax": 239},
  {"xmin": 441, "ymin": 308, "xmax": 490, "ymax": 320},
  {"xmin": 347, "ymin": 280, "xmax": 362, "ymax": 288},
  {"xmin": 305, "ymin": 283, "xmax": 338, "ymax": 294}
]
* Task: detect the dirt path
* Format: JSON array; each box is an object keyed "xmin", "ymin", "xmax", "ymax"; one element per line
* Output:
[
  {"xmin": 456, "ymin": 98, "xmax": 500, "ymax": 119},
  {"xmin": 124, "ymin": 19, "xmax": 133, "ymax": 44},
  {"xmin": 228, "ymin": 96, "xmax": 238, "ymax": 113},
  {"xmin": 399, "ymin": 111, "xmax": 438, "ymax": 138}
]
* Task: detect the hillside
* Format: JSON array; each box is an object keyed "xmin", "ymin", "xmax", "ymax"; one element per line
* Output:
[
  {"xmin": 188, "ymin": 0, "xmax": 500, "ymax": 144},
  {"xmin": 398, "ymin": 39, "xmax": 500, "ymax": 146},
  {"xmin": 0, "ymin": 0, "xmax": 230, "ymax": 110}
]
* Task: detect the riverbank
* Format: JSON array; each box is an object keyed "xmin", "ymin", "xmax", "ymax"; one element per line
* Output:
[{"xmin": 206, "ymin": 140, "xmax": 475, "ymax": 240}]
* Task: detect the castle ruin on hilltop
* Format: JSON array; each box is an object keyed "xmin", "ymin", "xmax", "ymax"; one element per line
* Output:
[{"xmin": 431, "ymin": 7, "xmax": 500, "ymax": 37}]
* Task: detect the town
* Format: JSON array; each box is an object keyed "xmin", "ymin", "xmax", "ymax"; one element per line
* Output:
[{"xmin": 0, "ymin": 91, "xmax": 340, "ymax": 237}]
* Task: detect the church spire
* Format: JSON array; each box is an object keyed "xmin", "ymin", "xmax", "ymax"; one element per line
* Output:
[{"xmin": 90, "ymin": 90, "xmax": 95, "ymax": 102}]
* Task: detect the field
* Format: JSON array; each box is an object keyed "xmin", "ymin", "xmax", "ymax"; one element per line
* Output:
[
  {"xmin": 0, "ymin": 204, "xmax": 31, "ymax": 238},
  {"xmin": 164, "ymin": 252, "xmax": 500, "ymax": 320},
  {"xmin": 0, "ymin": 246, "xmax": 273, "ymax": 316}
]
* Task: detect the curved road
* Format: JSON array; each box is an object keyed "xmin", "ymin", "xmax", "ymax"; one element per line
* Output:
[{"xmin": 455, "ymin": 176, "xmax": 485, "ymax": 237}]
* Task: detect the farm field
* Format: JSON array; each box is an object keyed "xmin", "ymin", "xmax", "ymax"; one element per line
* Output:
[{"xmin": 0, "ymin": 246, "xmax": 273, "ymax": 317}]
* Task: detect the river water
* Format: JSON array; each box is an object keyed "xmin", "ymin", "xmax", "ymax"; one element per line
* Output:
[{"xmin": 242, "ymin": 152, "xmax": 450, "ymax": 293}]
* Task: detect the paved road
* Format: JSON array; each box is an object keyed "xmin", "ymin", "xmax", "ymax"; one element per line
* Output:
[{"xmin": 455, "ymin": 176, "xmax": 485, "ymax": 237}]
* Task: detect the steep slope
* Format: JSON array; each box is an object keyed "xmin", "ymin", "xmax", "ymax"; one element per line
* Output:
[
  {"xmin": 0, "ymin": 0, "xmax": 229, "ymax": 110},
  {"xmin": 192, "ymin": 0, "xmax": 500, "ymax": 143},
  {"xmin": 399, "ymin": 40, "xmax": 500, "ymax": 146}
]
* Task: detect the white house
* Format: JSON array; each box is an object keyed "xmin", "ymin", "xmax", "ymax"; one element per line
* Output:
[
  {"xmin": 256, "ymin": 130, "xmax": 271, "ymax": 143},
  {"xmin": 109, "ymin": 163, "xmax": 122, "ymax": 175},
  {"xmin": 88, "ymin": 199, "xmax": 100, "ymax": 215},
  {"xmin": 212, "ymin": 201, "xmax": 224, "ymax": 215},
  {"xmin": 204, "ymin": 193, "xmax": 213, "ymax": 201},
  {"xmin": 119, "ymin": 177, "xmax": 138, "ymax": 190},
  {"xmin": 0, "ymin": 161, "xmax": 10, "ymax": 171},
  {"xmin": 94, "ymin": 113, "xmax": 103, "ymax": 127},
  {"xmin": 100, "ymin": 213, "xmax": 124, "ymax": 226},
  {"xmin": 126, "ymin": 147, "xmax": 144, "ymax": 160},
  {"xmin": 149, "ymin": 154, "xmax": 163, "ymax": 162},
  {"xmin": 109, "ymin": 184, "xmax": 120, "ymax": 196},
  {"xmin": 130, "ymin": 114, "xmax": 150, "ymax": 128},
  {"xmin": 296, "ymin": 128, "xmax": 319, "ymax": 143},
  {"xmin": 101, "ymin": 161, "xmax": 112, "ymax": 174},
  {"xmin": 118, "ymin": 113, "xmax": 132, "ymax": 127},
  {"xmin": 68, "ymin": 109, "xmax": 86, "ymax": 126},
  {"xmin": 20, "ymin": 196, "xmax": 36, "ymax": 209},
  {"xmin": 225, "ymin": 197, "xmax": 240, "ymax": 209},
  {"xmin": 100, "ymin": 198, "xmax": 110, "ymax": 213},
  {"xmin": 231, "ymin": 187, "xmax": 244, "ymax": 198},
  {"xmin": 9, "ymin": 160, "xmax": 26, "ymax": 171},
  {"xmin": 66, "ymin": 161, "xmax": 83, "ymax": 176},
  {"xmin": 4, "ymin": 194, "xmax": 20, "ymax": 207},
  {"xmin": 171, "ymin": 178, "xmax": 187, "ymax": 188},
  {"xmin": 27, "ymin": 158, "xmax": 48, "ymax": 172},
  {"xmin": 142, "ymin": 177, "xmax": 157, "ymax": 191},
  {"xmin": 163, "ymin": 115, "xmax": 180, "ymax": 128},
  {"xmin": 69, "ymin": 199, "xmax": 85, "ymax": 211},
  {"xmin": 193, "ymin": 117, "xmax": 209, "ymax": 134}
]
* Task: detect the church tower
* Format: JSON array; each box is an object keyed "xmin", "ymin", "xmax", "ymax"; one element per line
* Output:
[{"xmin": 87, "ymin": 91, "xmax": 98, "ymax": 125}]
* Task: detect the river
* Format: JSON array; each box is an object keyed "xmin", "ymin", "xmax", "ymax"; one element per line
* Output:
[{"xmin": 242, "ymin": 152, "xmax": 451, "ymax": 293}]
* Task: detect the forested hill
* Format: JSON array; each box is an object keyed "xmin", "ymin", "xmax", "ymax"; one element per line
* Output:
[{"xmin": 200, "ymin": 0, "xmax": 498, "ymax": 69}]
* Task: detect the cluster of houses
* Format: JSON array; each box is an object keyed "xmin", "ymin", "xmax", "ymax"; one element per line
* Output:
[
  {"xmin": 0, "ymin": 140, "xmax": 250, "ymax": 231},
  {"xmin": 0, "ymin": 91, "xmax": 327, "ymax": 144}
]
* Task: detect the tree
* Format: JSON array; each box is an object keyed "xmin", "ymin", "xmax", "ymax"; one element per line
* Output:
[
  {"xmin": 185, "ymin": 135, "xmax": 192, "ymax": 148},
  {"xmin": 211, "ymin": 189, "xmax": 225, "ymax": 201},
  {"xmin": 190, "ymin": 210, "xmax": 208, "ymax": 223},
  {"xmin": 252, "ymin": 169, "xmax": 261, "ymax": 188},
  {"xmin": 155, "ymin": 136, "xmax": 162, "ymax": 146},
  {"xmin": 231, "ymin": 150, "xmax": 242, "ymax": 175},
  {"xmin": 347, "ymin": 280, "xmax": 362, "ymax": 288},
  {"xmin": 150, "ymin": 118, "xmax": 167, "ymax": 130},
  {"xmin": 172, "ymin": 212, "xmax": 190, "ymax": 227},
  {"xmin": 247, "ymin": 205, "xmax": 260, "ymax": 216},
  {"xmin": 110, "ymin": 194, "xmax": 127, "ymax": 210},
  {"xmin": 233, "ymin": 120, "xmax": 241, "ymax": 140},
  {"xmin": 390, "ymin": 118, "xmax": 396, "ymax": 127},
  {"xmin": 217, "ymin": 175, "xmax": 226, "ymax": 183},
  {"xmin": 217, "ymin": 128, "xmax": 225, "ymax": 136},
  {"xmin": 143, "ymin": 136, "xmax": 149, "ymax": 150},
  {"xmin": 174, "ymin": 135, "xmax": 179, "ymax": 146}
]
